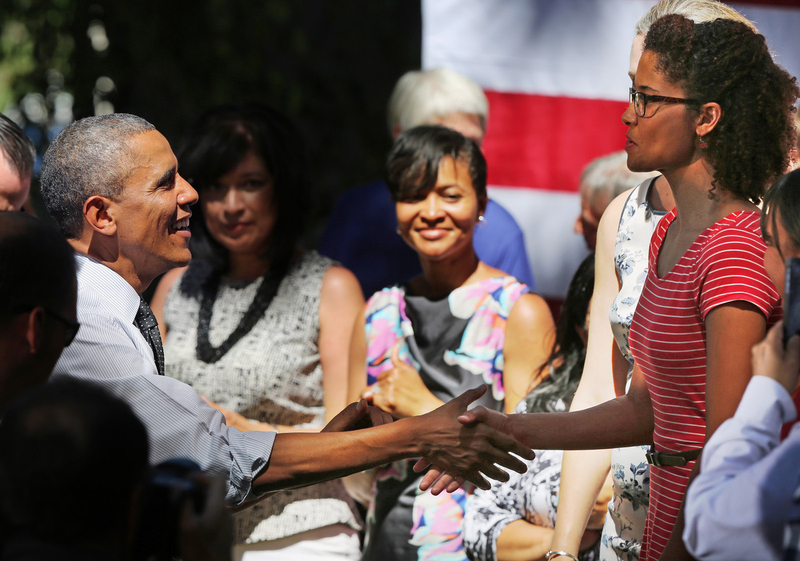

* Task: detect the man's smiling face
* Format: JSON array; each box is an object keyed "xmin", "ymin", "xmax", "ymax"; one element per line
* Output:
[{"xmin": 112, "ymin": 130, "xmax": 197, "ymax": 281}]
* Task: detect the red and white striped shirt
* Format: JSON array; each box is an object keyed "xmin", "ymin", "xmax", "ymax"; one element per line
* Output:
[{"xmin": 628, "ymin": 209, "xmax": 781, "ymax": 561}]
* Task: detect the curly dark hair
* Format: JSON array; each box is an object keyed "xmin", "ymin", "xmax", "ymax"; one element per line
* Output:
[{"xmin": 644, "ymin": 14, "xmax": 799, "ymax": 203}]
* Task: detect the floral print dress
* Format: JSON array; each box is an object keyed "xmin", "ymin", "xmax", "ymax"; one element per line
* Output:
[
  {"xmin": 462, "ymin": 355, "xmax": 600, "ymax": 561},
  {"xmin": 360, "ymin": 277, "xmax": 528, "ymax": 561},
  {"xmin": 603, "ymin": 178, "xmax": 666, "ymax": 561}
]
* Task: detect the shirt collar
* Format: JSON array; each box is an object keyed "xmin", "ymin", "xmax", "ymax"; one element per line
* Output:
[{"xmin": 74, "ymin": 252, "xmax": 142, "ymax": 325}]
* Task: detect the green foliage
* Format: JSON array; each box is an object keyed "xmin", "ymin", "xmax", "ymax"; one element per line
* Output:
[
  {"xmin": 3, "ymin": 0, "xmax": 421, "ymax": 242},
  {"xmin": 0, "ymin": 0, "xmax": 76, "ymax": 112}
]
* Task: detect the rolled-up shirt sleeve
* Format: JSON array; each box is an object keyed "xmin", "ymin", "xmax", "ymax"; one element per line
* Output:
[
  {"xmin": 53, "ymin": 255, "xmax": 275, "ymax": 506},
  {"xmin": 684, "ymin": 375, "xmax": 800, "ymax": 561}
]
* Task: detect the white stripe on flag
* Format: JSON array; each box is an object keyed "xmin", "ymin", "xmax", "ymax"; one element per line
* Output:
[
  {"xmin": 423, "ymin": 0, "xmax": 800, "ymax": 299},
  {"xmin": 489, "ymin": 186, "xmax": 589, "ymax": 299}
]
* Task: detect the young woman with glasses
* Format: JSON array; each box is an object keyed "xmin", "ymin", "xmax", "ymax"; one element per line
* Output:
[
  {"xmin": 456, "ymin": 14, "xmax": 798, "ymax": 561},
  {"xmin": 550, "ymin": 3, "xmax": 758, "ymax": 561}
]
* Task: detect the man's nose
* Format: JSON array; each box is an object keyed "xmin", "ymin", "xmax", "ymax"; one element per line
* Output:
[{"xmin": 177, "ymin": 174, "xmax": 198, "ymax": 206}]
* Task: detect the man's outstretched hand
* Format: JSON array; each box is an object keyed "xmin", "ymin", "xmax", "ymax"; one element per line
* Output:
[{"xmin": 413, "ymin": 386, "xmax": 533, "ymax": 493}]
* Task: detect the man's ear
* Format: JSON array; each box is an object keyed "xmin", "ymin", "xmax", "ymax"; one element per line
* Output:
[
  {"xmin": 83, "ymin": 195, "xmax": 118, "ymax": 235},
  {"xmin": 696, "ymin": 102, "xmax": 722, "ymax": 138},
  {"xmin": 23, "ymin": 308, "xmax": 46, "ymax": 355}
]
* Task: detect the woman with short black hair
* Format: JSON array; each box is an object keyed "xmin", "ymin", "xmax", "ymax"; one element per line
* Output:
[{"xmin": 348, "ymin": 125, "xmax": 555, "ymax": 561}]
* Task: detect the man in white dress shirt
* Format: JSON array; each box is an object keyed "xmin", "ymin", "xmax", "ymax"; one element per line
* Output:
[{"xmin": 40, "ymin": 113, "xmax": 533, "ymax": 506}]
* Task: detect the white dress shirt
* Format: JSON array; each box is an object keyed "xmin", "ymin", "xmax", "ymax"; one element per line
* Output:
[
  {"xmin": 684, "ymin": 375, "xmax": 800, "ymax": 561},
  {"xmin": 52, "ymin": 253, "xmax": 275, "ymax": 506}
]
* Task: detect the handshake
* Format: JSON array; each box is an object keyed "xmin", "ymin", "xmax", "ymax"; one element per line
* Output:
[{"xmin": 322, "ymin": 384, "xmax": 534, "ymax": 493}]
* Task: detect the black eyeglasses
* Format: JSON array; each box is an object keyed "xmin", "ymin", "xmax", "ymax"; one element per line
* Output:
[
  {"xmin": 629, "ymin": 87, "xmax": 697, "ymax": 118},
  {"xmin": 44, "ymin": 308, "xmax": 81, "ymax": 347},
  {"xmin": 13, "ymin": 305, "xmax": 80, "ymax": 347}
]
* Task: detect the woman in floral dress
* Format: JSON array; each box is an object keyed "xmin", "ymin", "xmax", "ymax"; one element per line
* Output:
[{"xmin": 347, "ymin": 125, "xmax": 555, "ymax": 561}]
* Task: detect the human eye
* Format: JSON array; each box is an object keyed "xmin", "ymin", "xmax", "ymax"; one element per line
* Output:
[
  {"xmin": 402, "ymin": 192, "xmax": 427, "ymax": 202},
  {"xmin": 242, "ymin": 179, "xmax": 268, "ymax": 191},
  {"xmin": 203, "ymin": 182, "xmax": 224, "ymax": 193},
  {"xmin": 156, "ymin": 169, "xmax": 177, "ymax": 191},
  {"xmin": 441, "ymin": 189, "xmax": 463, "ymax": 202}
]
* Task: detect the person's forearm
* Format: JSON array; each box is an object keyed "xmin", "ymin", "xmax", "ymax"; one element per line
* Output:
[
  {"xmin": 496, "ymin": 520, "xmax": 554, "ymax": 561},
  {"xmin": 504, "ymin": 394, "xmax": 652, "ymax": 451},
  {"xmin": 251, "ymin": 417, "xmax": 419, "ymax": 494},
  {"xmin": 550, "ymin": 448, "xmax": 611, "ymax": 555}
]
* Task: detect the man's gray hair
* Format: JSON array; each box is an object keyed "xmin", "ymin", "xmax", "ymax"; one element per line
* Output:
[
  {"xmin": 40, "ymin": 113, "xmax": 155, "ymax": 239},
  {"xmin": 581, "ymin": 151, "xmax": 656, "ymax": 210},
  {"xmin": 387, "ymin": 68, "xmax": 488, "ymax": 135}
]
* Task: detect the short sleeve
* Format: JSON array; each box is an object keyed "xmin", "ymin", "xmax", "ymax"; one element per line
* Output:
[{"xmin": 698, "ymin": 226, "xmax": 780, "ymax": 321}]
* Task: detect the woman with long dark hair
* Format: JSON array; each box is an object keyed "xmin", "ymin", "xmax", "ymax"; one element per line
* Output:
[{"xmin": 152, "ymin": 102, "xmax": 366, "ymax": 560}]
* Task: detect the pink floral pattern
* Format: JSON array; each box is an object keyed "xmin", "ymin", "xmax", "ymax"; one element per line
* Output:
[{"xmin": 362, "ymin": 277, "xmax": 528, "ymax": 561}]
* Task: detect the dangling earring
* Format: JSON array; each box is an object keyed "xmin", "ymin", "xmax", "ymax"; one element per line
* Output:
[
  {"xmin": 476, "ymin": 215, "xmax": 486, "ymax": 229},
  {"xmin": 698, "ymin": 135, "xmax": 708, "ymax": 149}
]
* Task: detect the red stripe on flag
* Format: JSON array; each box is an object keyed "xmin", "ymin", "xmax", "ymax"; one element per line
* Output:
[{"xmin": 483, "ymin": 91, "xmax": 629, "ymax": 192}]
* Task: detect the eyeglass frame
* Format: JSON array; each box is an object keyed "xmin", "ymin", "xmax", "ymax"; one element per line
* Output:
[
  {"xmin": 628, "ymin": 86, "xmax": 698, "ymax": 118},
  {"xmin": 12, "ymin": 305, "xmax": 81, "ymax": 347}
]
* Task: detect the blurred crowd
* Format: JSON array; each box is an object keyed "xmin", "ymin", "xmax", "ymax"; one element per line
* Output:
[{"xmin": 1, "ymin": 2, "xmax": 800, "ymax": 561}]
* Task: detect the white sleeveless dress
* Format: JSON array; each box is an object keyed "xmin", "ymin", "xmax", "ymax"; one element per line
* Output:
[
  {"xmin": 601, "ymin": 178, "xmax": 666, "ymax": 561},
  {"xmin": 163, "ymin": 251, "xmax": 362, "ymax": 559}
]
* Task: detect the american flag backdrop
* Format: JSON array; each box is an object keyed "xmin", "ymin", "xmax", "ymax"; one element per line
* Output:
[{"xmin": 422, "ymin": 0, "xmax": 800, "ymax": 301}]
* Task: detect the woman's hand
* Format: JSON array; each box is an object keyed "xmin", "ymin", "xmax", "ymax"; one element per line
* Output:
[
  {"xmin": 202, "ymin": 396, "xmax": 275, "ymax": 433},
  {"xmin": 362, "ymin": 343, "xmax": 444, "ymax": 418},
  {"xmin": 752, "ymin": 320, "xmax": 800, "ymax": 394}
]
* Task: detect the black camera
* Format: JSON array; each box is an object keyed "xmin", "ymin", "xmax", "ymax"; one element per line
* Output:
[
  {"xmin": 133, "ymin": 458, "xmax": 206, "ymax": 561},
  {"xmin": 785, "ymin": 258, "xmax": 800, "ymax": 347}
]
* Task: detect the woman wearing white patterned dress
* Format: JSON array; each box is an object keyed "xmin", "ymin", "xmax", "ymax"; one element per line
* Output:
[
  {"xmin": 151, "ymin": 102, "xmax": 366, "ymax": 561},
  {"xmin": 462, "ymin": 254, "xmax": 599, "ymax": 561}
]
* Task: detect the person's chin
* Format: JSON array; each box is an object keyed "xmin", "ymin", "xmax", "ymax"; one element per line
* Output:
[{"xmin": 170, "ymin": 249, "xmax": 193, "ymax": 268}]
